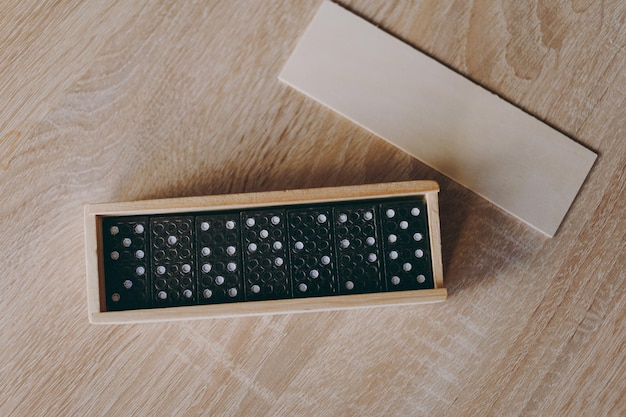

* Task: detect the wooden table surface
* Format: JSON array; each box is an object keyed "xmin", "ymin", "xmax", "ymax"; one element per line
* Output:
[{"xmin": 1, "ymin": 1, "xmax": 624, "ymax": 416}]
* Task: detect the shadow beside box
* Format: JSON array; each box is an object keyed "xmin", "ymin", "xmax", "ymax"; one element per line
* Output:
[{"xmin": 84, "ymin": 181, "xmax": 446, "ymax": 324}]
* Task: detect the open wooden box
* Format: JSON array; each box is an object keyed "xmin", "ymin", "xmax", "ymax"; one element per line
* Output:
[{"xmin": 84, "ymin": 180, "xmax": 446, "ymax": 324}]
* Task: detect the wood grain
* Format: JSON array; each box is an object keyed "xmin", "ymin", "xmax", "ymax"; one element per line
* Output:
[{"xmin": 0, "ymin": 1, "xmax": 624, "ymax": 416}]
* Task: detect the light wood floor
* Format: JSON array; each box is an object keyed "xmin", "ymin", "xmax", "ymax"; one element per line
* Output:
[{"xmin": 1, "ymin": 1, "xmax": 624, "ymax": 416}]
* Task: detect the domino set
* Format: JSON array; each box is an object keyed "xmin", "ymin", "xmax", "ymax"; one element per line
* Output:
[{"xmin": 85, "ymin": 181, "xmax": 446, "ymax": 323}]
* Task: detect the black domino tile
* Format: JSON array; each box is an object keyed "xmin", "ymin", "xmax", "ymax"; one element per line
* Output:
[
  {"xmin": 333, "ymin": 204, "xmax": 383, "ymax": 294},
  {"xmin": 379, "ymin": 200, "xmax": 434, "ymax": 290},
  {"xmin": 241, "ymin": 209, "xmax": 291, "ymax": 301},
  {"xmin": 102, "ymin": 216, "xmax": 150, "ymax": 311},
  {"xmin": 99, "ymin": 196, "xmax": 436, "ymax": 311},
  {"xmin": 150, "ymin": 216, "xmax": 195, "ymax": 307},
  {"xmin": 382, "ymin": 247, "xmax": 433, "ymax": 290},
  {"xmin": 196, "ymin": 214, "xmax": 244, "ymax": 303},
  {"xmin": 287, "ymin": 207, "xmax": 337, "ymax": 297}
]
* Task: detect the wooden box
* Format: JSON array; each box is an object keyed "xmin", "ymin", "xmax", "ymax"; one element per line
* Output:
[{"xmin": 84, "ymin": 180, "xmax": 446, "ymax": 324}]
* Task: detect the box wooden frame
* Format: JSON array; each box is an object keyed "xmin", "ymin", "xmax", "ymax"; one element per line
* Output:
[{"xmin": 84, "ymin": 180, "xmax": 446, "ymax": 324}]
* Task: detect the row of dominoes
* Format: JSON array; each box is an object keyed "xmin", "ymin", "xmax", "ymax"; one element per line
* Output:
[{"xmin": 102, "ymin": 197, "xmax": 433, "ymax": 311}]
